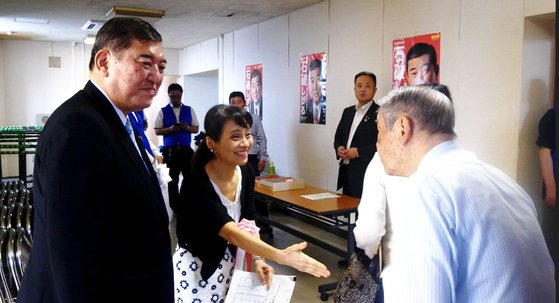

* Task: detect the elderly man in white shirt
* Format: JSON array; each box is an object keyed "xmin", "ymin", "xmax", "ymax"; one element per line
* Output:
[{"xmin": 362, "ymin": 85, "xmax": 554, "ymax": 302}]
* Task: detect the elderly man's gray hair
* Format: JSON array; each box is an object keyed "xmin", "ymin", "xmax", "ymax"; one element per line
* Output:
[{"xmin": 378, "ymin": 86, "xmax": 456, "ymax": 137}]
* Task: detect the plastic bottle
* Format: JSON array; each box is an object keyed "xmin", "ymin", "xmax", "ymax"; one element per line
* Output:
[{"xmin": 268, "ymin": 161, "xmax": 275, "ymax": 176}]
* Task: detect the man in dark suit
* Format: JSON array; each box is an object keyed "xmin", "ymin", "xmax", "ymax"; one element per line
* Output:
[
  {"xmin": 303, "ymin": 59, "xmax": 326, "ymax": 124},
  {"xmin": 333, "ymin": 71, "xmax": 379, "ymax": 198},
  {"xmin": 19, "ymin": 17, "xmax": 173, "ymax": 303}
]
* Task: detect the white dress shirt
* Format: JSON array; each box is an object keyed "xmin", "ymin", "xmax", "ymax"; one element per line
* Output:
[
  {"xmin": 344, "ymin": 100, "xmax": 373, "ymax": 164},
  {"xmin": 386, "ymin": 141, "xmax": 555, "ymax": 302}
]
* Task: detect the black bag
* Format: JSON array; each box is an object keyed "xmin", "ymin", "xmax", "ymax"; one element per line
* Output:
[{"xmin": 333, "ymin": 246, "xmax": 383, "ymax": 303}]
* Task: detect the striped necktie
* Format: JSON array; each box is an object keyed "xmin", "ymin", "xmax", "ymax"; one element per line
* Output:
[
  {"xmin": 125, "ymin": 118, "xmax": 149, "ymax": 171},
  {"xmin": 125, "ymin": 118, "xmax": 137, "ymax": 146}
]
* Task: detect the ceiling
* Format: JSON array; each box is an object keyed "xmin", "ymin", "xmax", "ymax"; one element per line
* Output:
[{"xmin": 0, "ymin": 0, "xmax": 324, "ymax": 49}]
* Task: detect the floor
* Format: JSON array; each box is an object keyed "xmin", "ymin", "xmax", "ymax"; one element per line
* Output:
[{"xmin": 169, "ymin": 213, "xmax": 347, "ymax": 302}]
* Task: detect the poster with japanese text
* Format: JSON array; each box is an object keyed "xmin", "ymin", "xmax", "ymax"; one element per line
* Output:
[
  {"xmin": 300, "ymin": 52, "xmax": 327, "ymax": 124},
  {"xmin": 392, "ymin": 32, "xmax": 440, "ymax": 89},
  {"xmin": 245, "ymin": 63, "xmax": 263, "ymax": 119}
]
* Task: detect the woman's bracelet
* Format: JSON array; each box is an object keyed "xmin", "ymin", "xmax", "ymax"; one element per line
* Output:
[{"xmin": 253, "ymin": 256, "xmax": 265, "ymax": 263}]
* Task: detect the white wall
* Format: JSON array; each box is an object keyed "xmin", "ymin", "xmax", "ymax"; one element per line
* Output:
[
  {"xmin": 204, "ymin": 0, "xmax": 557, "ymax": 202},
  {"xmin": 179, "ymin": 37, "xmax": 219, "ymax": 75},
  {"xmin": 0, "ymin": 41, "xmax": 179, "ymax": 177},
  {"xmin": 0, "ymin": 41, "xmax": 86, "ymax": 178},
  {"xmin": 0, "ymin": 42, "xmax": 5, "ymax": 125},
  {"xmin": 518, "ymin": 14, "xmax": 555, "ymax": 220},
  {"xmin": 0, "ymin": 0, "xmax": 555, "ymax": 205},
  {"xmin": 164, "ymin": 48, "xmax": 181, "ymax": 76},
  {"xmin": 182, "ymin": 70, "xmax": 220, "ymax": 139}
]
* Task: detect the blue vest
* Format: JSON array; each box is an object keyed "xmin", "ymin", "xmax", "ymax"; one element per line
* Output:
[
  {"xmin": 128, "ymin": 111, "xmax": 154, "ymax": 157},
  {"xmin": 162, "ymin": 103, "xmax": 192, "ymax": 147}
]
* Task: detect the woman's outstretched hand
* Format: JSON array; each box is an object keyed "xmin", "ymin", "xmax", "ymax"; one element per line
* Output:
[{"xmin": 280, "ymin": 242, "xmax": 330, "ymax": 278}]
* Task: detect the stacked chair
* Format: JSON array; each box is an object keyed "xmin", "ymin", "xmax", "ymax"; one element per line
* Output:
[{"xmin": 0, "ymin": 180, "xmax": 33, "ymax": 302}]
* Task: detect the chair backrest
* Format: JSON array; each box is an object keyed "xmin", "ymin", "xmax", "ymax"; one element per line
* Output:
[
  {"xmin": 0, "ymin": 189, "xmax": 6, "ymax": 207},
  {"xmin": 0, "ymin": 228, "xmax": 17, "ymax": 299},
  {"xmin": 15, "ymin": 203, "xmax": 25, "ymax": 229},
  {"xmin": 0, "ymin": 206, "xmax": 8, "ymax": 230},
  {"xmin": 10, "ymin": 203, "xmax": 23, "ymax": 229},
  {"xmin": 6, "ymin": 205, "xmax": 15, "ymax": 229},
  {"xmin": 0, "ymin": 228, "xmax": 12, "ymax": 303},
  {"xmin": 24, "ymin": 205, "xmax": 33, "ymax": 240},
  {"xmin": 6, "ymin": 228, "xmax": 19, "ymax": 292},
  {"xmin": 21, "ymin": 190, "xmax": 30, "ymax": 205},
  {"xmin": 15, "ymin": 227, "xmax": 30, "ymax": 282}
]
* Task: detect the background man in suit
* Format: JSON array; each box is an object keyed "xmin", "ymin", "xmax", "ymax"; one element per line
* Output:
[
  {"xmin": 303, "ymin": 59, "xmax": 326, "ymax": 124},
  {"xmin": 249, "ymin": 68, "xmax": 263, "ymax": 118},
  {"xmin": 333, "ymin": 71, "xmax": 379, "ymax": 198},
  {"xmin": 19, "ymin": 17, "xmax": 174, "ymax": 303},
  {"xmin": 155, "ymin": 83, "xmax": 199, "ymax": 214}
]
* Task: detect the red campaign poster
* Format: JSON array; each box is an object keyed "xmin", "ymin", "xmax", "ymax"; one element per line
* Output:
[
  {"xmin": 392, "ymin": 32, "xmax": 441, "ymax": 89},
  {"xmin": 245, "ymin": 63, "xmax": 263, "ymax": 119},
  {"xmin": 300, "ymin": 52, "xmax": 327, "ymax": 124}
]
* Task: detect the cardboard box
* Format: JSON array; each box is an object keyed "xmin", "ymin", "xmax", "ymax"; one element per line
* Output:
[{"xmin": 255, "ymin": 176, "xmax": 305, "ymax": 191}]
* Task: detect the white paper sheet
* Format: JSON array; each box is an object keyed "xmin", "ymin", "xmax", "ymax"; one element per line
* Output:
[
  {"xmin": 224, "ymin": 270, "xmax": 296, "ymax": 303},
  {"xmin": 300, "ymin": 192, "xmax": 340, "ymax": 200}
]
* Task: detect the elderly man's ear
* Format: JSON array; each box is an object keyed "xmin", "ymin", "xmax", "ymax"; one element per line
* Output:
[{"xmin": 397, "ymin": 115, "xmax": 414, "ymax": 144}]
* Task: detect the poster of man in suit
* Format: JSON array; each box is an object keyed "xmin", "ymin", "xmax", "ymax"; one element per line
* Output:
[
  {"xmin": 393, "ymin": 32, "xmax": 440, "ymax": 89},
  {"xmin": 245, "ymin": 63, "xmax": 263, "ymax": 119},
  {"xmin": 300, "ymin": 52, "xmax": 327, "ymax": 124}
]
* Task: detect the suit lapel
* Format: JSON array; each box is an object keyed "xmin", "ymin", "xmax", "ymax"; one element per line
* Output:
[{"xmin": 83, "ymin": 82, "xmax": 165, "ymax": 207}]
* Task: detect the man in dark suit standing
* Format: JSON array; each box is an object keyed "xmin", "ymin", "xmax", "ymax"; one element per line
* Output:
[
  {"xmin": 333, "ymin": 71, "xmax": 379, "ymax": 198},
  {"xmin": 19, "ymin": 17, "xmax": 173, "ymax": 303}
]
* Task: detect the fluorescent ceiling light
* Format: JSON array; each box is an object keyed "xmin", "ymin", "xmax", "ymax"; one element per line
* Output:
[
  {"xmin": 14, "ymin": 17, "xmax": 49, "ymax": 24},
  {"xmin": 84, "ymin": 35, "xmax": 96, "ymax": 45},
  {"xmin": 106, "ymin": 6, "xmax": 165, "ymax": 19}
]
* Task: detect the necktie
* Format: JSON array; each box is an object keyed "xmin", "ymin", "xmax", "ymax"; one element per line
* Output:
[
  {"xmin": 314, "ymin": 106, "xmax": 319, "ymax": 124},
  {"xmin": 125, "ymin": 118, "xmax": 149, "ymax": 171},
  {"xmin": 125, "ymin": 118, "xmax": 136, "ymax": 145}
]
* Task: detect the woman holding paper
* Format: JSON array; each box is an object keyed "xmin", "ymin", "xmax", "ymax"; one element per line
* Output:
[{"xmin": 173, "ymin": 105, "xmax": 330, "ymax": 302}]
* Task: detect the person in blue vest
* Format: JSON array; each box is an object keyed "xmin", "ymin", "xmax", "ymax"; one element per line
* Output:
[
  {"xmin": 155, "ymin": 83, "xmax": 199, "ymax": 213},
  {"xmin": 129, "ymin": 110, "xmax": 163, "ymax": 164}
]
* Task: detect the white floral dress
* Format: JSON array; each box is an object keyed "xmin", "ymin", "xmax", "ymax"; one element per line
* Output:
[{"xmin": 173, "ymin": 166, "xmax": 242, "ymax": 303}]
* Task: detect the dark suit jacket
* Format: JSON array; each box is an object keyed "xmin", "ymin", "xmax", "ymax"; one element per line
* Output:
[
  {"xmin": 302, "ymin": 98, "xmax": 326, "ymax": 124},
  {"xmin": 19, "ymin": 81, "xmax": 173, "ymax": 303},
  {"xmin": 333, "ymin": 101, "xmax": 379, "ymax": 198}
]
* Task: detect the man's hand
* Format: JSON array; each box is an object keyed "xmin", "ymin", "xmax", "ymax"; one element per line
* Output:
[
  {"xmin": 337, "ymin": 146, "xmax": 348, "ymax": 160},
  {"xmin": 179, "ymin": 122, "xmax": 190, "ymax": 131},
  {"xmin": 545, "ymin": 185, "xmax": 556, "ymax": 208},
  {"xmin": 345, "ymin": 147, "xmax": 359, "ymax": 160}
]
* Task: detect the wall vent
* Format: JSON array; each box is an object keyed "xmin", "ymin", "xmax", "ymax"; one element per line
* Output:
[
  {"xmin": 81, "ymin": 20, "xmax": 104, "ymax": 32},
  {"xmin": 48, "ymin": 56, "xmax": 61, "ymax": 68}
]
